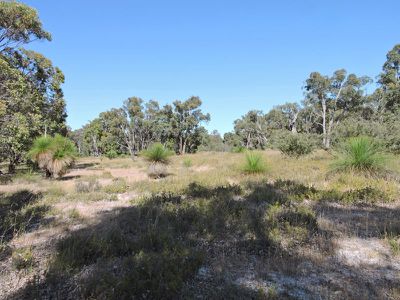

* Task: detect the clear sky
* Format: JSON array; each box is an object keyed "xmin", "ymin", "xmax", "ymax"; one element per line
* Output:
[{"xmin": 22, "ymin": 0, "xmax": 400, "ymax": 134}]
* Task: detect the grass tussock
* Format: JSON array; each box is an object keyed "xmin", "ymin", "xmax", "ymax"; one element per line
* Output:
[
  {"xmin": 242, "ymin": 151, "xmax": 266, "ymax": 174},
  {"xmin": 332, "ymin": 136, "xmax": 389, "ymax": 175}
]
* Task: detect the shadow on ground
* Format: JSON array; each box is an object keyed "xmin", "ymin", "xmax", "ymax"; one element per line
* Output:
[{"xmin": 6, "ymin": 181, "xmax": 400, "ymax": 299}]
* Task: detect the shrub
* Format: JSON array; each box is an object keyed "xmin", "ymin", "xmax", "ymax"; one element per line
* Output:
[
  {"xmin": 103, "ymin": 178, "xmax": 128, "ymax": 194},
  {"xmin": 278, "ymin": 133, "xmax": 314, "ymax": 158},
  {"xmin": 29, "ymin": 134, "xmax": 77, "ymax": 178},
  {"xmin": 141, "ymin": 143, "xmax": 174, "ymax": 164},
  {"xmin": 341, "ymin": 186, "xmax": 389, "ymax": 204},
  {"xmin": 105, "ymin": 150, "xmax": 118, "ymax": 160},
  {"xmin": 242, "ymin": 152, "xmax": 266, "ymax": 174},
  {"xmin": 75, "ymin": 178, "xmax": 101, "ymax": 193},
  {"xmin": 331, "ymin": 136, "xmax": 388, "ymax": 175}
]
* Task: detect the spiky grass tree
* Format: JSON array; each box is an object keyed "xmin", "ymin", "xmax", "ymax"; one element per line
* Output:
[
  {"xmin": 141, "ymin": 143, "xmax": 174, "ymax": 178},
  {"xmin": 331, "ymin": 136, "xmax": 388, "ymax": 175},
  {"xmin": 242, "ymin": 151, "xmax": 266, "ymax": 174},
  {"xmin": 29, "ymin": 134, "xmax": 77, "ymax": 178}
]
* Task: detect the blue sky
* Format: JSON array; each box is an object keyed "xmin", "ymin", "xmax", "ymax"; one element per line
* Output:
[{"xmin": 23, "ymin": 0, "xmax": 399, "ymax": 134}]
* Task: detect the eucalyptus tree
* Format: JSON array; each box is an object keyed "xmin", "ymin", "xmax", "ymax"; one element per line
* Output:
[
  {"xmin": 377, "ymin": 44, "xmax": 400, "ymax": 112},
  {"xmin": 171, "ymin": 96, "xmax": 210, "ymax": 154},
  {"xmin": 233, "ymin": 110, "xmax": 269, "ymax": 149},
  {"xmin": 0, "ymin": 1, "xmax": 67, "ymax": 172},
  {"xmin": 304, "ymin": 69, "xmax": 370, "ymax": 149},
  {"xmin": 274, "ymin": 102, "xmax": 301, "ymax": 133},
  {"xmin": 0, "ymin": 1, "xmax": 51, "ymax": 52}
]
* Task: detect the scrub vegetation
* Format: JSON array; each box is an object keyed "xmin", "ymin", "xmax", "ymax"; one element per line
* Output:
[{"xmin": 1, "ymin": 1, "xmax": 400, "ymax": 299}]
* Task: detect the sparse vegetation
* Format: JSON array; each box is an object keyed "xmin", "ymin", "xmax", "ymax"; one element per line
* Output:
[
  {"xmin": 0, "ymin": 1, "xmax": 399, "ymax": 298},
  {"xmin": 75, "ymin": 178, "xmax": 101, "ymax": 193},
  {"xmin": 12, "ymin": 247, "xmax": 34, "ymax": 270}
]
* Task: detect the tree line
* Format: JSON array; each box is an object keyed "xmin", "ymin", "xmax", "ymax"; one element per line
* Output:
[
  {"xmin": 225, "ymin": 45, "xmax": 400, "ymax": 152},
  {"xmin": 70, "ymin": 96, "xmax": 210, "ymax": 157},
  {"xmin": 0, "ymin": 1, "xmax": 399, "ymax": 173}
]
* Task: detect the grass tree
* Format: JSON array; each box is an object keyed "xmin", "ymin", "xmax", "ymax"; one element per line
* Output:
[
  {"xmin": 242, "ymin": 151, "xmax": 266, "ymax": 174},
  {"xmin": 29, "ymin": 134, "xmax": 77, "ymax": 178},
  {"xmin": 331, "ymin": 136, "xmax": 388, "ymax": 175},
  {"xmin": 141, "ymin": 143, "xmax": 174, "ymax": 178}
]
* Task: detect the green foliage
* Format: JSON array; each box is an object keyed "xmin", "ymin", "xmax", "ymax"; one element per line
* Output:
[
  {"xmin": 242, "ymin": 152, "xmax": 266, "ymax": 174},
  {"xmin": 0, "ymin": 2, "xmax": 67, "ymax": 172},
  {"xmin": 29, "ymin": 134, "xmax": 77, "ymax": 178},
  {"xmin": 0, "ymin": 1, "xmax": 51, "ymax": 51},
  {"xmin": 141, "ymin": 143, "xmax": 174, "ymax": 164},
  {"xmin": 332, "ymin": 136, "xmax": 388, "ymax": 175},
  {"xmin": 278, "ymin": 133, "xmax": 314, "ymax": 158},
  {"xmin": 105, "ymin": 149, "xmax": 118, "ymax": 159}
]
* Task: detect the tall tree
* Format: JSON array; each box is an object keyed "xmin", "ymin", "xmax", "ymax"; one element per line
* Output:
[
  {"xmin": 274, "ymin": 102, "xmax": 301, "ymax": 133},
  {"xmin": 172, "ymin": 96, "xmax": 210, "ymax": 154},
  {"xmin": 0, "ymin": 1, "xmax": 66, "ymax": 172},
  {"xmin": 0, "ymin": 1, "xmax": 51, "ymax": 52},
  {"xmin": 377, "ymin": 44, "xmax": 400, "ymax": 112},
  {"xmin": 234, "ymin": 110, "xmax": 269, "ymax": 149},
  {"xmin": 304, "ymin": 69, "xmax": 370, "ymax": 148}
]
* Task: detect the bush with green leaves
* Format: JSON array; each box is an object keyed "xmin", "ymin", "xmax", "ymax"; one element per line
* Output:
[
  {"xmin": 105, "ymin": 150, "xmax": 118, "ymax": 160},
  {"xmin": 242, "ymin": 151, "xmax": 266, "ymax": 174},
  {"xmin": 331, "ymin": 136, "xmax": 388, "ymax": 175},
  {"xmin": 278, "ymin": 133, "xmax": 314, "ymax": 158},
  {"xmin": 29, "ymin": 134, "xmax": 77, "ymax": 178},
  {"xmin": 141, "ymin": 143, "xmax": 174, "ymax": 164}
]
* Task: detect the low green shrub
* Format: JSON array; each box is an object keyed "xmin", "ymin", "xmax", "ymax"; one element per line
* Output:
[
  {"xmin": 105, "ymin": 150, "xmax": 118, "ymax": 160},
  {"xmin": 278, "ymin": 133, "xmax": 314, "ymax": 158},
  {"xmin": 341, "ymin": 186, "xmax": 390, "ymax": 204}
]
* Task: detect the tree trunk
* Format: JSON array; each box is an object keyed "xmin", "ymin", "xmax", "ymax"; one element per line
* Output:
[
  {"xmin": 326, "ymin": 116, "xmax": 335, "ymax": 149},
  {"xmin": 8, "ymin": 162, "xmax": 15, "ymax": 174},
  {"xmin": 182, "ymin": 139, "xmax": 187, "ymax": 154},
  {"xmin": 179, "ymin": 136, "xmax": 184, "ymax": 155},
  {"xmin": 321, "ymin": 100, "xmax": 328, "ymax": 148},
  {"xmin": 291, "ymin": 112, "xmax": 299, "ymax": 134}
]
